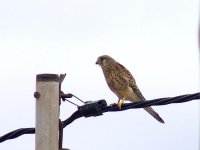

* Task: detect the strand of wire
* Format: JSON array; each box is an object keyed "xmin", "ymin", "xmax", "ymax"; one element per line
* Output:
[{"xmin": 0, "ymin": 92, "xmax": 199, "ymax": 143}]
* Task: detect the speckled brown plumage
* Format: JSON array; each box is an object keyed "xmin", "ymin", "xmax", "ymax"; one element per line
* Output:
[{"xmin": 96, "ymin": 55, "xmax": 164, "ymax": 123}]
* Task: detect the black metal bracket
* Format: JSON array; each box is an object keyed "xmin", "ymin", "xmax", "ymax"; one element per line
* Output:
[{"xmin": 78, "ymin": 100, "xmax": 107, "ymax": 117}]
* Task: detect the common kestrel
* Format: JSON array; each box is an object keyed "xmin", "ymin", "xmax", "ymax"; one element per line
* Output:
[{"xmin": 96, "ymin": 55, "xmax": 164, "ymax": 123}]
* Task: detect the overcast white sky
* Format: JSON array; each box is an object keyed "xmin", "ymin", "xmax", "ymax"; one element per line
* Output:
[{"xmin": 0, "ymin": 0, "xmax": 199, "ymax": 150}]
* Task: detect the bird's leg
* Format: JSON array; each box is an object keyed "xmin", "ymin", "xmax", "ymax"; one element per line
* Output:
[
  {"xmin": 117, "ymin": 99, "xmax": 121, "ymax": 104},
  {"xmin": 115, "ymin": 99, "xmax": 121, "ymax": 107},
  {"xmin": 117, "ymin": 97, "xmax": 126, "ymax": 109}
]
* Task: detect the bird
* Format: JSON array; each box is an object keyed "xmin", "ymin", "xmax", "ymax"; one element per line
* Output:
[{"xmin": 96, "ymin": 55, "xmax": 164, "ymax": 123}]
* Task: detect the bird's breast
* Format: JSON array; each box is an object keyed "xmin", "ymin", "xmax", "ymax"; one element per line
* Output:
[{"xmin": 103, "ymin": 69, "xmax": 133, "ymax": 99}]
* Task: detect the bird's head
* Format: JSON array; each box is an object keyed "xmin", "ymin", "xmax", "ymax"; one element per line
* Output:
[{"xmin": 96, "ymin": 55, "xmax": 115, "ymax": 67}]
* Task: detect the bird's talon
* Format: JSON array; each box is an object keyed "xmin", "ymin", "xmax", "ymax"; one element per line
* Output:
[{"xmin": 117, "ymin": 102, "xmax": 123, "ymax": 109}]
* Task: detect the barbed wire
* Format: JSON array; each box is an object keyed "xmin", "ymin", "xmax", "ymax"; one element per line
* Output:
[{"xmin": 0, "ymin": 92, "xmax": 199, "ymax": 143}]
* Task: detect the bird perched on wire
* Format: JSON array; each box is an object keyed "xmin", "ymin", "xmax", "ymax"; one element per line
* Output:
[{"xmin": 96, "ymin": 55, "xmax": 164, "ymax": 123}]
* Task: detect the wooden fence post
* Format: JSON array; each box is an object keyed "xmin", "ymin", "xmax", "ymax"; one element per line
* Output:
[{"xmin": 35, "ymin": 74, "xmax": 60, "ymax": 150}]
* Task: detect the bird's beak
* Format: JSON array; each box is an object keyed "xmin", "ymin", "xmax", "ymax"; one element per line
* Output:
[{"xmin": 96, "ymin": 59, "xmax": 99, "ymax": 65}]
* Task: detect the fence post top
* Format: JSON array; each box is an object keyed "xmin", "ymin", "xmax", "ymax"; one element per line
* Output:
[{"xmin": 36, "ymin": 74, "xmax": 60, "ymax": 82}]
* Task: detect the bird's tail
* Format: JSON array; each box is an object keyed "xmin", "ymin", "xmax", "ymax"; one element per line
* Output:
[{"xmin": 144, "ymin": 107, "xmax": 164, "ymax": 123}]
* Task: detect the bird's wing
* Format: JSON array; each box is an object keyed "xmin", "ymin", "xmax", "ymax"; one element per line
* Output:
[
  {"xmin": 116, "ymin": 62, "xmax": 146, "ymax": 101},
  {"xmin": 130, "ymin": 83, "xmax": 146, "ymax": 101}
]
